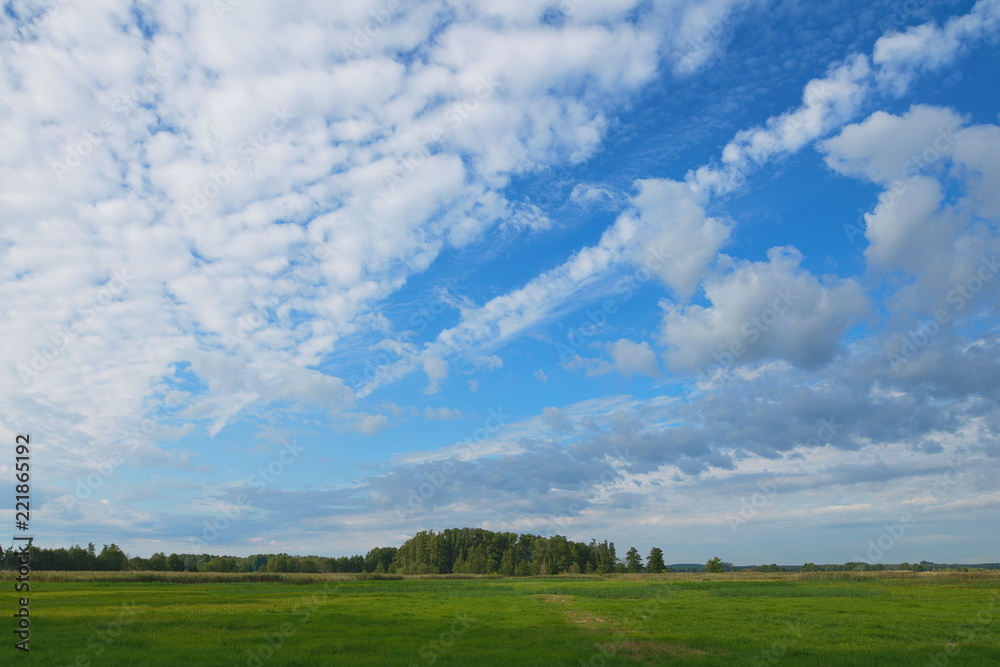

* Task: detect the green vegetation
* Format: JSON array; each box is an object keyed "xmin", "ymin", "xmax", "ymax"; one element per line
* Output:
[
  {"xmin": 647, "ymin": 547, "xmax": 666, "ymax": 574},
  {"xmin": 705, "ymin": 556, "xmax": 726, "ymax": 573},
  {"xmin": 2, "ymin": 571, "xmax": 998, "ymax": 665},
  {"xmin": 12, "ymin": 529, "xmax": 995, "ymax": 577}
]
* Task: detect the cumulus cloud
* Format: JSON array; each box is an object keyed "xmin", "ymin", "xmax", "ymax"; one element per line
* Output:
[
  {"xmin": 565, "ymin": 339, "xmax": 663, "ymax": 379},
  {"xmin": 821, "ymin": 105, "xmax": 965, "ymax": 185},
  {"xmin": 353, "ymin": 414, "xmax": 389, "ymax": 436},
  {"xmin": 822, "ymin": 106, "xmax": 1000, "ymax": 313},
  {"xmin": 660, "ymin": 247, "xmax": 868, "ymax": 373},
  {"xmin": 607, "ymin": 339, "xmax": 663, "ymax": 379},
  {"xmin": 624, "ymin": 179, "xmax": 732, "ymax": 299}
]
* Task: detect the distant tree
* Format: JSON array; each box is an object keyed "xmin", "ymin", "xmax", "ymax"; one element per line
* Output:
[
  {"xmin": 625, "ymin": 547, "xmax": 643, "ymax": 573},
  {"xmin": 96, "ymin": 544, "xmax": 129, "ymax": 571},
  {"xmin": 167, "ymin": 553, "xmax": 186, "ymax": 572},
  {"xmin": 300, "ymin": 555, "xmax": 324, "ymax": 573},
  {"xmin": 148, "ymin": 552, "xmax": 168, "ymax": 571},
  {"xmin": 263, "ymin": 553, "xmax": 298, "ymax": 573},
  {"xmin": 705, "ymin": 557, "xmax": 725, "ymax": 573},
  {"xmin": 202, "ymin": 556, "xmax": 240, "ymax": 573},
  {"xmin": 245, "ymin": 554, "xmax": 269, "ymax": 573},
  {"xmin": 646, "ymin": 548, "xmax": 666, "ymax": 574},
  {"xmin": 128, "ymin": 556, "xmax": 150, "ymax": 571},
  {"xmin": 802, "ymin": 562, "xmax": 818, "ymax": 572},
  {"xmin": 68, "ymin": 544, "xmax": 97, "ymax": 570}
]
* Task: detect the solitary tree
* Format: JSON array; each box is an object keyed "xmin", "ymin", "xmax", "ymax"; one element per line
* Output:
[
  {"xmin": 705, "ymin": 556, "xmax": 725, "ymax": 573},
  {"xmin": 647, "ymin": 547, "xmax": 666, "ymax": 574},
  {"xmin": 625, "ymin": 547, "xmax": 643, "ymax": 573}
]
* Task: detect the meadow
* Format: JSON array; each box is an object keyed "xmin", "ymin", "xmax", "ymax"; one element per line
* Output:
[{"xmin": 3, "ymin": 570, "xmax": 998, "ymax": 665}]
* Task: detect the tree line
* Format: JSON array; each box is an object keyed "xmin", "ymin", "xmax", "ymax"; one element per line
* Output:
[{"xmin": 3, "ymin": 530, "xmax": 994, "ymax": 574}]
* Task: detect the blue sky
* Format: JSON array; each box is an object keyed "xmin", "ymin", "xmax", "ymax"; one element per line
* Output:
[{"xmin": 2, "ymin": 0, "xmax": 999, "ymax": 565}]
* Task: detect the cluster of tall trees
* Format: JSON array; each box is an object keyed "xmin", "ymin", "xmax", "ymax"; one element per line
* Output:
[{"xmin": 391, "ymin": 528, "xmax": 642, "ymax": 575}]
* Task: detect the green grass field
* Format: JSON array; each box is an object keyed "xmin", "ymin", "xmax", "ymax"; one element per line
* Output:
[{"xmin": 3, "ymin": 571, "xmax": 998, "ymax": 665}]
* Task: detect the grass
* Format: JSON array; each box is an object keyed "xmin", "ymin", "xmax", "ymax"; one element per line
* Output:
[{"xmin": 2, "ymin": 571, "xmax": 998, "ymax": 665}]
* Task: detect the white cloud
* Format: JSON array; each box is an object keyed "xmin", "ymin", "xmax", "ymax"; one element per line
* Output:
[
  {"xmin": 569, "ymin": 183, "xmax": 619, "ymax": 209},
  {"xmin": 823, "ymin": 107, "xmax": 1000, "ymax": 310},
  {"xmin": 474, "ymin": 354, "xmax": 504, "ymax": 371},
  {"xmin": 821, "ymin": 105, "xmax": 965, "ymax": 185},
  {"xmin": 873, "ymin": 0, "xmax": 1000, "ymax": 96},
  {"xmin": 421, "ymin": 354, "xmax": 449, "ymax": 395},
  {"xmin": 952, "ymin": 123, "xmax": 1000, "ymax": 220},
  {"xmin": 425, "ymin": 406, "xmax": 462, "ymax": 420},
  {"xmin": 660, "ymin": 0, "xmax": 759, "ymax": 75},
  {"xmin": 608, "ymin": 339, "xmax": 663, "ymax": 379},
  {"xmin": 353, "ymin": 414, "xmax": 389, "ymax": 436},
  {"xmin": 660, "ymin": 246, "xmax": 868, "ymax": 372},
  {"xmin": 688, "ymin": 54, "xmax": 872, "ymax": 198},
  {"xmin": 563, "ymin": 339, "xmax": 662, "ymax": 379},
  {"xmin": 625, "ymin": 179, "xmax": 732, "ymax": 299}
]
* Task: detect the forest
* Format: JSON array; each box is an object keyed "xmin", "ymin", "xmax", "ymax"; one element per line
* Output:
[{"xmin": 1, "ymin": 527, "xmax": 984, "ymax": 574}]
